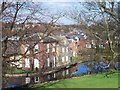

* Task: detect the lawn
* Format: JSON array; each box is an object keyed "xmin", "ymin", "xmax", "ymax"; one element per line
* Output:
[{"xmin": 32, "ymin": 71, "xmax": 119, "ymax": 89}]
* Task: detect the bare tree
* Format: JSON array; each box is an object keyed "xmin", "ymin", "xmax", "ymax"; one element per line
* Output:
[
  {"xmin": 66, "ymin": 1, "xmax": 119, "ymax": 70},
  {"xmin": 1, "ymin": 1, "xmax": 65, "ymax": 88}
]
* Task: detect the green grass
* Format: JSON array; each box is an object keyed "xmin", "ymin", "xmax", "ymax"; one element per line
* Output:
[{"xmin": 32, "ymin": 71, "xmax": 119, "ymax": 89}]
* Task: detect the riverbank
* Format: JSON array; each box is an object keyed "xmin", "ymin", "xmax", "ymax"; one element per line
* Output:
[
  {"xmin": 32, "ymin": 71, "xmax": 119, "ymax": 89},
  {"xmin": 5, "ymin": 73, "xmax": 37, "ymax": 77}
]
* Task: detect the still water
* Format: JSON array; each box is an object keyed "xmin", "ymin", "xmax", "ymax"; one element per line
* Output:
[{"xmin": 3, "ymin": 62, "xmax": 120, "ymax": 89}]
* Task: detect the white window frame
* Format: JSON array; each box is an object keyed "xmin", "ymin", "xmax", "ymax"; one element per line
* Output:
[
  {"xmin": 25, "ymin": 77, "xmax": 30, "ymax": 84},
  {"xmin": 25, "ymin": 58, "xmax": 30, "ymax": 68},
  {"xmin": 52, "ymin": 47, "xmax": 55, "ymax": 52},
  {"xmin": 34, "ymin": 44, "xmax": 39, "ymax": 54},
  {"xmin": 76, "ymin": 46, "xmax": 77, "ymax": 49},
  {"xmin": 53, "ymin": 56, "xmax": 56, "ymax": 67},
  {"xmin": 62, "ymin": 71, "xmax": 65, "ymax": 76},
  {"xmin": 86, "ymin": 44, "xmax": 91, "ymax": 48},
  {"xmin": 18, "ymin": 61, "xmax": 22, "ymax": 68},
  {"xmin": 64, "ymin": 40, "xmax": 67, "ymax": 45},
  {"xmin": 47, "ymin": 75, "xmax": 50, "ymax": 80},
  {"xmin": 53, "ymin": 43, "xmax": 55, "ymax": 46},
  {"xmin": 25, "ymin": 44, "xmax": 30, "ymax": 54},
  {"xmin": 66, "ymin": 47, "xmax": 68, "ymax": 52},
  {"xmin": 73, "ymin": 52, "xmax": 76, "ymax": 57},
  {"xmin": 35, "ymin": 44, "xmax": 39, "ymax": 49},
  {"xmin": 52, "ymin": 43, "xmax": 55, "ymax": 52},
  {"xmin": 54, "ymin": 73, "xmax": 56, "ymax": 78},
  {"xmin": 46, "ymin": 44, "xmax": 49, "ymax": 53},
  {"xmin": 66, "ymin": 56, "xmax": 69, "ymax": 62},
  {"xmin": 34, "ymin": 58, "xmax": 39, "ymax": 69},
  {"xmin": 66, "ymin": 69, "xmax": 69, "ymax": 75},
  {"xmin": 34, "ymin": 76, "xmax": 39, "ymax": 83},
  {"xmin": 62, "ymin": 57, "xmax": 64, "ymax": 62},
  {"xmin": 47, "ymin": 58, "xmax": 50, "ymax": 67},
  {"xmin": 62, "ymin": 47, "xmax": 65, "ymax": 53}
]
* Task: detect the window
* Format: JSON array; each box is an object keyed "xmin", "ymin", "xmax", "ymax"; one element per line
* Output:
[
  {"xmin": 76, "ymin": 46, "xmax": 77, "ymax": 49},
  {"xmin": 34, "ymin": 49, "xmax": 38, "ymax": 54},
  {"xmin": 34, "ymin": 77, "xmax": 39, "ymax": 83},
  {"xmin": 62, "ymin": 47, "xmax": 65, "ymax": 53},
  {"xmin": 86, "ymin": 44, "xmax": 91, "ymax": 48},
  {"xmin": 35, "ymin": 44, "xmax": 39, "ymax": 49},
  {"xmin": 62, "ymin": 57, "xmax": 64, "ymax": 62},
  {"xmin": 47, "ymin": 75, "xmax": 50, "ymax": 80},
  {"xmin": 53, "ymin": 56, "xmax": 56, "ymax": 67},
  {"xmin": 53, "ymin": 43, "xmax": 55, "ymax": 46},
  {"xmin": 34, "ymin": 58, "xmax": 39, "ymax": 69},
  {"xmin": 64, "ymin": 40, "xmax": 67, "ymax": 45},
  {"xmin": 25, "ymin": 77, "xmax": 30, "ymax": 84},
  {"xmin": 25, "ymin": 44, "xmax": 30, "ymax": 54},
  {"xmin": 46, "ymin": 44, "xmax": 49, "ymax": 53},
  {"xmin": 66, "ymin": 70, "xmax": 69, "ymax": 75},
  {"xmin": 52, "ymin": 44, "xmax": 55, "ymax": 52},
  {"xmin": 18, "ymin": 61, "xmax": 22, "ymax": 68},
  {"xmin": 99, "ymin": 44, "xmax": 104, "ymax": 48},
  {"xmin": 34, "ymin": 44, "xmax": 39, "ymax": 54},
  {"xmin": 52, "ymin": 47, "xmax": 55, "ymax": 52},
  {"xmin": 54, "ymin": 73, "xmax": 56, "ymax": 78},
  {"xmin": 66, "ymin": 47, "xmax": 68, "ymax": 52},
  {"xmin": 25, "ymin": 58, "xmax": 30, "ymax": 68},
  {"xmin": 47, "ymin": 58, "xmax": 50, "ymax": 67},
  {"xmin": 62, "ymin": 71, "xmax": 65, "ymax": 76},
  {"xmin": 66, "ymin": 56, "xmax": 68, "ymax": 62},
  {"xmin": 73, "ymin": 52, "xmax": 76, "ymax": 57}
]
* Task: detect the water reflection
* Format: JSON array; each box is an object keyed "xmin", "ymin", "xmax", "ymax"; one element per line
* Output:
[
  {"xmin": 71, "ymin": 61, "xmax": 120, "ymax": 76},
  {"xmin": 3, "ymin": 61, "xmax": 120, "ymax": 89}
]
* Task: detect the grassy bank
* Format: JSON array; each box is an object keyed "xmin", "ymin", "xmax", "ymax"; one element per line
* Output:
[{"xmin": 32, "ymin": 71, "xmax": 119, "ymax": 89}]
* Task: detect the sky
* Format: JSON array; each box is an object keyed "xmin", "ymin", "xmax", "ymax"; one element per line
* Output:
[
  {"xmin": 1, "ymin": 0, "xmax": 119, "ymax": 25},
  {"xmin": 42, "ymin": 2, "xmax": 82, "ymax": 25},
  {"xmin": 0, "ymin": 0, "xmax": 84, "ymax": 25}
]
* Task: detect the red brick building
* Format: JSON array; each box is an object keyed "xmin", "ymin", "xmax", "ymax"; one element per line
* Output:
[
  {"xmin": 20, "ymin": 34, "xmax": 58, "ymax": 72},
  {"xmin": 68, "ymin": 36, "xmax": 86, "ymax": 57}
]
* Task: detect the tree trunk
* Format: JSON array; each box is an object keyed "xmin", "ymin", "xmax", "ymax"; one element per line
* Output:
[{"xmin": 0, "ymin": 21, "xmax": 2, "ymax": 90}]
